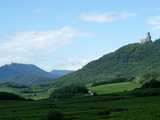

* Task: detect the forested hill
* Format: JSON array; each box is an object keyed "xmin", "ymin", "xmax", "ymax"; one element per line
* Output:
[
  {"xmin": 54, "ymin": 39, "xmax": 160, "ymax": 87},
  {"xmin": 0, "ymin": 63, "xmax": 54, "ymax": 86}
]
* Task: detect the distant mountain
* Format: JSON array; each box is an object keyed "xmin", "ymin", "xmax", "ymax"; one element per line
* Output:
[
  {"xmin": 50, "ymin": 70, "xmax": 73, "ymax": 78},
  {"xmin": 0, "ymin": 63, "xmax": 53, "ymax": 78},
  {"xmin": 54, "ymin": 38, "xmax": 160, "ymax": 87},
  {"xmin": 0, "ymin": 63, "xmax": 55, "ymax": 86}
]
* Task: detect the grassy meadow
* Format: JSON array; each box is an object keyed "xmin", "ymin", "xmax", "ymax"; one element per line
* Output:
[
  {"xmin": 0, "ymin": 95, "xmax": 160, "ymax": 120},
  {"xmin": 0, "ymin": 85, "xmax": 52, "ymax": 100},
  {"xmin": 89, "ymin": 82, "xmax": 140, "ymax": 95},
  {"xmin": 0, "ymin": 80, "xmax": 159, "ymax": 120}
]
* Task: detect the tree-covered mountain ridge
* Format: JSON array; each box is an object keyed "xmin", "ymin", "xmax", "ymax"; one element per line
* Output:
[
  {"xmin": 54, "ymin": 38, "xmax": 160, "ymax": 87},
  {"xmin": 0, "ymin": 63, "xmax": 72, "ymax": 86}
]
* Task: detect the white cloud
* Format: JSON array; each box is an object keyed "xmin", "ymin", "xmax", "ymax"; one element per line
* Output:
[
  {"xmin": 148, "ymin": 16, "xmax": 160, "ymax": 30},
  {"xmin": 55, "ymin": 57, "xmax": 99, "ymax": 70},
  {"xmin": 80, "ymin": 12, "xmax": 136, "ymax": 23},
  {"xmin": 55, "ymin": 58, "xmax": 90, "ymax": 70},
  {"xmin": 0, "ymin": 26, "xmax": 79, "ymax": 67}
]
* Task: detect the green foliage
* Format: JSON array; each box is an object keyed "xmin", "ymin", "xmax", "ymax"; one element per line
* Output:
[
  {"xmin": 131, "ymin": 88, "xmax": 160, "ymax": 97},
  {"xmin": 1, "ymin": 82, "xmax": 29, "ymax": 89},
  {"xmin": 2, "ymin": 95, "xmax": 160, "ymax": 120},
  {"xmin": 0, "ymin": 92, "xmax": 25, "ymax": 100},
  {"xmin": 130, "ymin": 79, "xmax": 160, "ymax": 97},
  {"xmin": 54, "ymin": 39, "xmax": 160, "ymax": 87},
  {"xmin": 43, "ymin": 110, "xmax": 64, "ymax": 120},
  {"xmin": 50, "ymin": 85, "xmax": 88, "ymax": 99},
  {"xmin": 141, "ymin": 80, "xmax": 160, "ymax": 88},
  {"xmin": 91, "ymin": 77, "xmax": 131, "ymax": 87},
  {"xmin": 136, "ymin": 72, "xmax": 160, "ymax": 84}
]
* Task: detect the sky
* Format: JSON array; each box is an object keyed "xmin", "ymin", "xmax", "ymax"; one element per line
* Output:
[{"xmin": 0, "ymin": 0, "xmax": 160, "ymax": 71}]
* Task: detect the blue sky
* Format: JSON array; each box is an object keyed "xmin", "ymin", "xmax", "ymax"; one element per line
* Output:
[{"xmin": 0, "ymin": 0, "xmax": 160, "ymax": 71}]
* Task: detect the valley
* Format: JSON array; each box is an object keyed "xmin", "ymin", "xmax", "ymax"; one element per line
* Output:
[{"xmin": 1, "ymin": 1, "xmax": 160, "ymax": 120}]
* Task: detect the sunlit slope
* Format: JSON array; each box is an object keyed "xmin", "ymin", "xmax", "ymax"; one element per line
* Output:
[
  {"xmin": 89, "ymin": 82, "xmax": 140, "ymax": 95},
  {"xmin": 55, "ymin": 39, "xmax": 160, "ymax": 87}
]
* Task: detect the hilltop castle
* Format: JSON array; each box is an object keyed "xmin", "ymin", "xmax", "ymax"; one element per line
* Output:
[{"xmin": 140, "ymin": 32, "xmax": 152, "ymax": 44}]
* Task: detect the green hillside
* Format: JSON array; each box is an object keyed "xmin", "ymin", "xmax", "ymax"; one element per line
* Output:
[
  {"xmin": 0, "ymin": 63, "xmax": 56, "ymax": 86},
  {"xmin": 54, "ymin": 39, "xmax": 160, "ymax": 87},
  {"xmin": 0, "ymin": 83, "xmax": 52, "ymax": 100},
  {"xmin": 89, "ymin": 82, "xmax": 140, "ymax": 95}
]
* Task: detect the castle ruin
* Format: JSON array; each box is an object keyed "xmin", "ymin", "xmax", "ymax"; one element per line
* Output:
[{"xmin": 140, "ymin": 32, "xmax": 152, "ymax": 44}]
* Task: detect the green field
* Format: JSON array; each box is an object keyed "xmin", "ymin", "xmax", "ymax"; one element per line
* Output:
[
  {"xmin": 89, "ymin": 82, "xmax": 140, "ymax": 95},
  {"xmin": 0, "ymin": 85, "xmax": 53, "ymax": 100},
  {"xmin": 0, "ymin": 81, "xmax": 159, "ymax": 120},
  {"xmin": 0, "ymin": 82, "xmax": 140, "ymax": 100},
  {"xmin": 0, "ymin": 95, "xmax": 160, "ymax": 120}
]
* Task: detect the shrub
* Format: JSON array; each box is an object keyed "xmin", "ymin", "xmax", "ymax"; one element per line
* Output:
[
  {"xmin": 43, "ymin": 110, "xmax": 64, "ymax": 120},
  {"xmin": 141, "ymin": 80, "xmax": 160, "ymax": 89},
  {"xmin": 0, "ymin": 92, "xmax": 25, "ymax": 100},
  {"xmin": 137, "ymin": 72, "xmax": 160, "ymax": 84},
  {"xmin": 131, "ymin": 88, "xmax": 160, "ymax": 97},
  {"xmin": 130, "ymin": 80, "xmax": 160, "ymax": 97},
  {"xmin": 91, "ymin": 77, "xmax": 134, "ymax": 87},
  {"xmin": 50, "ymin": 85, "xmax": 88, "ymax": 99}
]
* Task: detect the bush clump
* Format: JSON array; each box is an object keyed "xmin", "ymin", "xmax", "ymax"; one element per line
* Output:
[
  {"xmin": 131, "ymin": 88, "xmax": 160, "ymax": 97},
  {"xmin": 91, "ymin": 77, "xmax": 131, "ymax": 87},
  {"xmin": 50, "ymin": 85, "xmax": 88, "ymax": 99},
  {"xmin": 141, "ymin": 80, "xmax": 160, "ymax": 89},
  {"xmin": 0, "ymin": 92, "xmax": 25, "ymax": 100},
  {"xmin": 43, "ymin": 110, "xmax": 64, "ymax": 120}
]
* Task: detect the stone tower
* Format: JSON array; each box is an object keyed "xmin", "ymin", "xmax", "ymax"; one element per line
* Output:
[
  {"xmin": 140, "ymin": 32, "xmax": 152, "ymax": 44},
  {"xmin": 146, "ymin": 32, "xmax": 152, "ymax": 42}
]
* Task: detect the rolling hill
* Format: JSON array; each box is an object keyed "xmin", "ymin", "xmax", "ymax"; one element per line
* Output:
[
  {"xmin": 54, "ymin": 38, "xmax": 160, "ymax": 87},
  {"xmin": 0, "ymin": 63, "xmax": 55, "ymax": 86}
]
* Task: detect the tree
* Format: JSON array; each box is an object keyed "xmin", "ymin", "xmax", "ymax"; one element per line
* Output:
[
  {"xmin": 43, "ymin": 110, "xmax": 64, "ymax": 120},
  {"xmin": 50, "ymin": 85, "xmax": 88, "ymax": 99}
]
